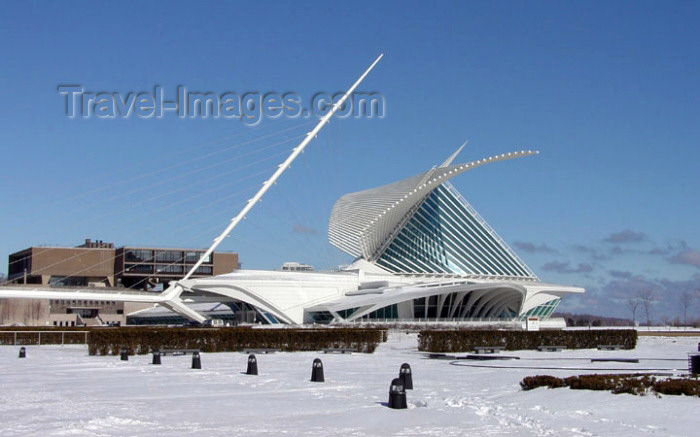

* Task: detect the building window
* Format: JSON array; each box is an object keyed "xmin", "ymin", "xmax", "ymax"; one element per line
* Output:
[
  {"xmin": 426, "ymin": 295, "xmax": 438, "ymax": 318},
  {"xmin": 124, "ymin": 250, "xmax": 153, "ymax": 262},
  {"xmin": 361, "ymin": 304, "xmax": 398, "ymax": 320},
  {"xmin": 155, "ymin": 264, "xmax": 183, "ymax": 274},
  {"xmin": 194, "ymin": 266, "xmax": 213, "ymax": 275},
  {"xmin": 184, "ymin": 251, "xmax": 201, "ymax": 263},
  {"xmin": 125, "ymin": 264, "xmax": 154, "ymax": 274},
  {"xmin": 49, "ymin": 276, "xmax": 87, "ymax": 287},
  {"xmin": 155, "ymin": 250, "xmax": 183, "ymax": 263},
  {"xmin": 308, "ymin": 311, "xmax": 333, "ymax": 323},
  {"xmin": 336, "ymin": 307, "xmax": 360, "ymax": 319}
]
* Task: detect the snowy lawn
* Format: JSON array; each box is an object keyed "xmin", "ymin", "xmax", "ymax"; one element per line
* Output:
[{"xmin": 1, "ymin": 333, "xmax": 698, "ymax": 436}]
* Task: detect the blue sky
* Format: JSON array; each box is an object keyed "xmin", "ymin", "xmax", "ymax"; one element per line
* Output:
[{"xmin": 2, "ymin": 1, "xmax": 699, "ymax": 321}]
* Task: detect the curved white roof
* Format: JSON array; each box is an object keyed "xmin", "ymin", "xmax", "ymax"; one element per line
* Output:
[{"xmin": 328, "ymin": 150, "xmax": 539, "ymax": 260}]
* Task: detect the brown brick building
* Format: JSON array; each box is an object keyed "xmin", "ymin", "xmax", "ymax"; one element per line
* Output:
[
  {"xmin": 3, "ymin": 239, "xmax": 240, "ymax": 327},
  {"xmin": 7, "ymin": 239, "xmax": 239, "ymax": 290}
]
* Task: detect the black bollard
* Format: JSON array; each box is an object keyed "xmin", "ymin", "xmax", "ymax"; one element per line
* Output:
[
  {"xmin": 152, "ymin": 350, "xmax": 161, "ymax": 365},
  {"xmin": 18, "ymin": 347, "xmax": 26, "ymax": 359},
  {"xmin": 399, "ymin": 363, "xmax": 413, "ymax": 390},
  {"xmin": 120, "ymin": 348, "xmax": 129, "ymax": 361},
  {"xmin": 689, "ymin": 354, "xmax": 700, "ymax": 375},
  {"xmin": 310, "ymin": 358, "xmax": 325, "ymax": 382},
  {"xmin": 191, "ymin": 351, "xmax": 201, "ymax": 369},
  {"xmin": 246, "ymin": 354, "xmax": 258, "ymax": 375},
  {"xmin": 388, "ymin": 378, "xmax": 407, "ymax": 409}
]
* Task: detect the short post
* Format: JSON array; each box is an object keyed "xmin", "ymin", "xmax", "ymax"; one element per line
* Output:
[
  {"xmin": 152, "ymin": 350, "xmax": 162, "ymax": 365},
  {"xmin": 399, "ymin": 363, "xmax": 413, "ymax": 390},
  {"xmin": 689, "ymin": 354, "xmax": 700, "ymax": 375},
  {"xmin": 246, "ymin": 354, "xmax": 258, "ymax": 375},
  {"xmin": 120, "ymin": 348, "xmax": 129, "ymax": 361},
  {"xmin": 388, "ymin": 378, "xmax": 407, "ymax": 409},
  {"xmin": 310, "ymin": 358, "xmax": 324, "ymax": 382},
  {"xmin": 19, "ymin": 347, "xmax": 26, "ymax": 358},
  {"xmin": 191, "ymin": 351, "xmax": 201, "ymax": 369}
]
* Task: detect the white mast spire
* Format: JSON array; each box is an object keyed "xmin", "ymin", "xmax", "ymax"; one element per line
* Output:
[{"xmin": 179, "ymin": 54, "xmax": 384, "ymax": 283}]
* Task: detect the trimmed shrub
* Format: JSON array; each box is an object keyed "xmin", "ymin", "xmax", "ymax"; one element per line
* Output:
[
  {"xmin": 86, "ymin": 327, "xmax": 387, "ymax": 355},
  {"xmin": 653, "ymin": 378, "xmax": 700, "ymax": 397},
  {"xmin": 0, "ymin": 326, "xmax": 387, "ymax": 353},
  {"xmin": 418, "ymin": 329, "xmax": 637, "ymax": 352},
  {"xmin": 520, "ymin": 375, "xmax": 567, "ymax": 390},
  {"xmin": 521, "ymin": 373, "xmax": 700, "ymax": 397},
  {"xmin": 0, "ymin": 327, "xmax": 91, "ymax": 345}
]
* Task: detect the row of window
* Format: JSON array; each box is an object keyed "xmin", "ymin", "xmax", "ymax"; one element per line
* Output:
[
  {"xmin": 358, "ymin": 304, "xmax": 398, "ymax": 320},
  {"xmin": 330, "ymin": 291, "xmax": 521, "ymax": 322},
  {"xmin": 51, "ymin": 320, "xmax": 121, "ymax": 326},
  {"xmin": 53, "ymin": 321, "xmax": 78, "ymax": 327},
  {"xmin": 124, "ymin": 264, "xmax": 213, "ymax": 275},
  {"xmin": 50, "ymin": 300, "xmax": 117, "ymax": 306},
  {"xmin": 123, "ymin": 250, "xmax": 211, "ymax": 264}
]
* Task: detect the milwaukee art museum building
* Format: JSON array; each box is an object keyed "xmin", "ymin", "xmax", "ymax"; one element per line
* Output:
[
  {"xmin": 0, "ymin": 147, "xmax": 584, "ymax": 325},
  {"xmin": 170, "ymin": 147, "xmax": 584, "ymax": 325}
]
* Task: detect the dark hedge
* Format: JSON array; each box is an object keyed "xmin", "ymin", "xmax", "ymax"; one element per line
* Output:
[
  {"xmin": 521, "ymin": 373, "xmax": 700, "ymax": 397},
  {"xmin": 418, "ymin": 329, "xmax": 637, "ymax": 352},
  {"xmin": 0, "ymin": 327, "xmax": 91, "ymax": 345},
  {"xmin": 86, "ymin": 327, "xmax": 387, "ymax": 355}
]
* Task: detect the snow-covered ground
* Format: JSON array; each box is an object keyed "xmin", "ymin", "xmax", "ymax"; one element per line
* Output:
[{"xmin": 1, "ymin": 334, "xmax": 699, "ymax": 436}]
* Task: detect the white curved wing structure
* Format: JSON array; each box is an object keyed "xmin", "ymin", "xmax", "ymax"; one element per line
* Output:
[{"xmin": 328, "ymin": 150, "xmax": 539, "ymax": 272}]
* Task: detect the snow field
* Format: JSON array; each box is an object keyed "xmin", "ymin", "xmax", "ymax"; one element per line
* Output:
[{"xmin": 1, "ymin": 333, "xmax": 699, "ymax": 436}]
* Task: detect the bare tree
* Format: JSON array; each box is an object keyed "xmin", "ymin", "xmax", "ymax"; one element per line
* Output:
[
  {"xmin": 639, "ymin": 290, "xmax": 655, "ymax": 326},
  {"xmin": 680, "ymin": 290, "xmax": 694, "ymax": 326},
  {"xmin": 626, "ymin": 295, "xmax": 640, "ymax": 325}
]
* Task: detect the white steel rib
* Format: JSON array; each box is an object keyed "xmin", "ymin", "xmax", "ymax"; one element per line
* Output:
[{"xmin": 328, "ymin": 150, "xmax": 539, "ymax": 262}]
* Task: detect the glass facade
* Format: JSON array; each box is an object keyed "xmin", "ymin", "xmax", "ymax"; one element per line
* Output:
[
  {"xmin": 155, "ymin": 264, "xmax": 183, "ymax": 274},
  {"xmin": 308, "ymin": 311, "xmax": 334, "ymax": 323},
  {"xmin": 410, "ymin": 292, "xmax": 518, "ymax": 319},
  {"xmin": 121, "ymin": 247, "xmax": 215, "ymax": 277},
  {"xmin": 124, "ymin": 250, "xmax": 153, "ymax": 262},
  {"xmin": 376, "ymin": 184, "xmax": 534, "ymax": 278},
  {"xmin": 155, "ymin": 250, "xmax": 183, "ymax": 263},
  {"xmin": 336, "ymin": 307, "xmax": 360, "ymax": 319},
  {"xmin": 125, "ymin": 263, "xmax": 154, "ymax": 273},
  {"xmin": 519, "ymin": 298, "xmax": 561, "ymax": 320},
  {"xmin": 357, "ymin": 304, "xmax": 398, "ymax": 320}
]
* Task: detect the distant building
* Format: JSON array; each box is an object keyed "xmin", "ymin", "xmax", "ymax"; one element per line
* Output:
[
  {"xmin": 7, "ymin": 239, "xmax": 239, "ymax": 289},
  {"xmin": 281, "ymin": 262, "xmax": 313, "ymax": 272},
  {"xmin": 2, "ymin": 239, "xmax": 240, "ymax": 326},
  {"xmin": 47, "ymin": 298, "xmax": 126, "ymax": 327}
]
